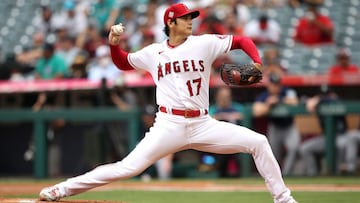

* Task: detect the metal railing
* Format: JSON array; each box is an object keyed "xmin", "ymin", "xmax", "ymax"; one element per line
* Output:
[{"xmin": 0, "ymin": 108, "xmax": 140, "ymax": 178}]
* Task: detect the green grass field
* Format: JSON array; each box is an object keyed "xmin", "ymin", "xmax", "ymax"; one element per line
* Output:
[
  {"xmin": 69, "ymin": 190, "xmax": 360, "ymax": 203},
  {"xmin": 2, "ymin": 177, "xmax": 360, "ymax": 203}
]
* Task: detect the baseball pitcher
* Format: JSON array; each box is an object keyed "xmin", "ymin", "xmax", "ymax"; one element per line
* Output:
[{"xmin": 39, "ymin": 3, "xmax": 297, "ymax": 203}]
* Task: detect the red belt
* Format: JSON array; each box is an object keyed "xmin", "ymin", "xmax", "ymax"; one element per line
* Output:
[{"xmin": 159, "ymin": 106, "xmax": 208, "ymax": 118}]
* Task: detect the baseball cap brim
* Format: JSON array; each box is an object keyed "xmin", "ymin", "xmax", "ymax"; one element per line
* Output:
[{"xmin": 180, "ymin": 10, "xmax": 200, "ymax": 19}]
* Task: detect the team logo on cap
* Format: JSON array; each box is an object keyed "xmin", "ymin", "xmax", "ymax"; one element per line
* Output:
[{"xmin": 169, "ymin": 11, "xmax": 174, "ymax": 18}]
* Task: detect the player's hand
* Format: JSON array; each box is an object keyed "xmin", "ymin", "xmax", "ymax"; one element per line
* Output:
[{"xmin": 108, "ymin": 23, "xmax": 125, "ymax": 46}]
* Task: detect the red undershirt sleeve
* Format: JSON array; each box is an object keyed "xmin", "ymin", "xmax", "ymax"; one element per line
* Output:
[
  {"xmin": 109, "ymin": 45, "xmax": 134, "ymax": 71},
  {"xmin": 230, "ymin": 35, "xmax": 262, "ymax": 65}
]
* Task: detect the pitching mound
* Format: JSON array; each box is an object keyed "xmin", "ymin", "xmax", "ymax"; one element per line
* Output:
[{"xmin": 0, "ymin": 199, "xmax": 127, "ymax": 203}]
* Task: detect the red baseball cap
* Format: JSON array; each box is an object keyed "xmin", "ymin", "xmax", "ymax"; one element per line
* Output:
[{"xmin": 163, "ymin": 3, "xmax": 200, "ymax": 25}]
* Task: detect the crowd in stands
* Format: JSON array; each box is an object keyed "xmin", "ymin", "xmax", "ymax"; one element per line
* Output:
[{"xmin": 0, "ymin": 0, "xmax": 358, "ymax": 83}]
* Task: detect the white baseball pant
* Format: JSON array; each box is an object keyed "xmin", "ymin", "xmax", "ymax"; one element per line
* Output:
[{"xmin": 56, "ymin": 112, "xmax": 293, "ymax": 203}]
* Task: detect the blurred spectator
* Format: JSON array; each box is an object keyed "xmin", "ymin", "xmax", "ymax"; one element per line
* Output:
[
  {"xmin": 31, "ymin": 41, "xmax": 68, "ymax": 131},
  {"xmin": 341, "ymin": 121, "xmax": 360, "ymax": 175},
  {"xmin": 151, "ymin": 0, "xmax": 172, "ymax": 43},
  {"xmin": 328, "ymin": 48, "xmax": 359, "ymax": 75},
  {"xmin": 16, "ymin": 32, "xmax": 45, "ymax": 72},
  {"xmin": 252, "ymin": 0, "xmax": 286, "ymax": 8},
  {"xmin": 117, "ymin": 5, "xmax": 138, "ymax": 37},
  {"xmin": 29, "ymin": 90, "xmax": 66, "ymax": 177},
  {"xmin": 300, "ymin": 85, "xmax": 349, "ymax": 176},
  {"xmin": 0, "ymin": 49, "xmax": 7, "ymax": 80},
  {"xmin": 83, "ymin": 74, "xmax": 138, "ymax": 167},
  {"xmin": 107, "ymin": 75, "xmax": 138, "ymax": 159},
  {"xmin": 196, "ymin": 15, "xmax": 228, "ymax": 35},
  {"xmin": 7, "ymin": 54, "xmax": 26, "ymax": 82},
  {"xmin": 293, "ymin": 4, "xmax": 334, "ymax": 46},
  {"xmin": 70, "ymin": 54, "xmax": 88, "ymax": 78},
  {"xmin": 243, "ymin": 14, "xmax": 281, "ymax": 46},
  {"xmin": 194, "ymin": 1, "xmax": 228, "ymax": 35},
  {"xmin": 288, "ymin": 0, "xmax": 305, "ymax": 8},
  {"xmin": 87, "ymin": 45, "xmax": 121, "ymax": 82},
  {"xmin": 54, "ymin": 0, "xmax": 88, "ymax": 38},
  {"xmin": 56, "ymin": 35, "xmax": 82, "ymax": 68},
  {"xmin": 110, "ymin": 75, "xmax": 137, "ymax": 111},
  {"xmin": 142, "ymin": 0, "xmax": 164, "ymax": 43},
  {"xmin": 89, "ymin": 0, "xmax": 121, "ymax": 34},
  {"xmin": 32, "ymin": 5, "xmax": 57, "ymax": 37},
  {"xmin": 34, "ymin": 43, "xmax": 68, "ymax": 80},
  {"xmin": 227, "ymin": 0, "xmax": 251, "ymax": 27},
  {"xmin": 75, "ymin": 0, "xmax": 91, "ymax": 15},
  {"xmin": 262, "ymin": 46, "xmax": 288, "ymax": 77},
  {"xmin": 288, "ymin": 0, "xmax": 324, "ymax": 9},
  {"xmin": 129, "ymin": 21, "xmax": 154, "ymax": 51},
  {"xmin": 223, "ymin": 12, "xmax": 244, "ymax": 36},
  {"xmin": 210, "ymin": 87, "xmax": 244, "ymax": 124},
  {"xmin": 30, "ymin": 42, "xmax": 68, "ymax": 176},
  {"xmin": 209, "ymin": 86, "xmax": 244, "ymax": 177},
  {"xmin": 253, "ymin": 73, "xmax": 301, "ymax": 176},
  {"xmin": 79, "ymin": 24, "xmax": 108, "ymax": 59},
  {"xmin": 309, "ymin": 0, "xmax": 325, "ymax": 6},
  {"xmin": 140, "ymin": 104, "xmax": 156, "ymax": 136},
  {"xmin": 194, "ymin": 0, "xmax": 216, "ymax": 29},
  {"xmin": 52, "ymin": 0, "xmax": 88, "ymax": 38},
  {"xmin": 141, "ymin": 30, "xmax": 156, "ymax": 48}
]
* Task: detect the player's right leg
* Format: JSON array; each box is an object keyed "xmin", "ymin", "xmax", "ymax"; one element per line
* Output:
[
  {"xmin": 190, "ymin": 118, "xmax": 298, "ymax": 203},
  {"xmin": 40, "ymin": 114, "xmax": 188, "ymax": 201}
]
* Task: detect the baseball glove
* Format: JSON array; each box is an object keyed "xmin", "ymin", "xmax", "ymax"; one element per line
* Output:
[{"xmin": 220, "ymin": 63, "xmax": 262, "ymax": 86}]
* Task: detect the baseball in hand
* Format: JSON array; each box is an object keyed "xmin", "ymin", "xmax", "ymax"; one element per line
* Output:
[{"xmin": 112, "ymin": 23, "xmax": 125, "ymax": 35}]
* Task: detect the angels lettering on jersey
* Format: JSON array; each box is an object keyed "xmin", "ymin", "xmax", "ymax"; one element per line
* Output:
[{"xmin": 157, "ymin": 60, "xmax": 205, "ymax": 81}]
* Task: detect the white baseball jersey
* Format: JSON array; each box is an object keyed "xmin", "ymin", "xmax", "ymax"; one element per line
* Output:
[{"xmin": 128, "ymin": 34, "xmax": 232, "ymax": 109}]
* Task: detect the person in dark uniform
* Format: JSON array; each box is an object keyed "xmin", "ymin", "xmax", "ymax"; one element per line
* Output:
[
  {"xmin": 253, "ymin": 73, "xmax": 301, "ymax": 176},
  {"xmin": 300, "ymin": 85, "xmax": 349, "ymax": 176}
]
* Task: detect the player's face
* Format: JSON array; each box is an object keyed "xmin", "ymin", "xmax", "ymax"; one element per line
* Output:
[{"xmin": 174, "ymin": 14, "xmax": 193, "ymax": 36}]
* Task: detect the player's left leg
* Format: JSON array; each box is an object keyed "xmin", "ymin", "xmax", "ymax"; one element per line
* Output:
[
  {"xmin": 40, "ymin": 114, "xmax": 189, "ymax": 201},
  {"xmin": 190, "ymin": 117, "xmax": 297, "ymax": 203}
]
